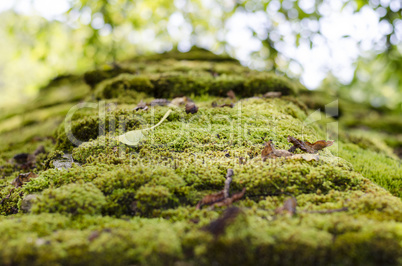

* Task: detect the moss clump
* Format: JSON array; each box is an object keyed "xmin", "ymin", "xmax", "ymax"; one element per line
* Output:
[
  {"xmin": 84, "ymin": 67, "xmax": 133, "ymax": 88},
  {"xmin": 338, "ymin": 142, "xmax": 402, "ymax": 198},
  {"xmin": 94, "ymin": 73, "xmax": 151, "ymax": 101},
  {"xmin": 55, "ymin": 109, "xmax": 145, "ymax": 151},
  {"xmin": 135, "ymin": 185, "xmax": 172, "ymax": 215},
  {"xmin": 93, "ymin": 72, "xmax": 301, "ymax": 101},
  {"xmin": 32, "ymin": 183, "xmax": 106, "ymax": 215}
]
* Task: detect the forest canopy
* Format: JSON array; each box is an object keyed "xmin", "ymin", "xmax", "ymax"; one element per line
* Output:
[{"xmin": 0, "ymin": 0, "xmax": 401, "ymax": 111}]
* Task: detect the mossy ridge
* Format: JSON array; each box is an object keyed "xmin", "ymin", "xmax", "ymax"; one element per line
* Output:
[
  {"xmin": 92, "ymin": 71, "xmax": 301, "ymax": 101},
  {"xmin": 0, "ymin": 48, "xmax": 401, "ymax": 264},
  {"xmin": 59, "ymin": 98, "xmax": 314, "ymax": 152}
]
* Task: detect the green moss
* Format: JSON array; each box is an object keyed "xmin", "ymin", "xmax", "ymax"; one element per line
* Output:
[
  {"xmin": 0, "ymin": 49, "xmax": 401, "ymax": 264},
  {"xmin": 93, "ymin": 73, "xmax": 151, "ymax": 101},
  {"xmin": 84, "ymin": 67, "xmax": 133, "ymax": 88},
  {"xmin": 93, "ymin": 72, "xmax": 300, "ymax": 101},
  {"xmin": 340, "ymin": 129, "xmax": 397, "ymax": 158},
  {"xmin": 32, "ymin": 183, "xmax": 106, "ymax": 215},
  {"xmin": 338, "ymin": 142, "xmax": 402, "ymax": 198}
]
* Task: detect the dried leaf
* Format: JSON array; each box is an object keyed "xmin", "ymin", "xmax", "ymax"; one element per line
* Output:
[
  {"xmin": 119, "ymin": 130, "xmax": 147, "ymax": 146},
  {"xmin": 219, "ymin": 103, "xmax": 234, "ymax": 108},
  {"xmin": 287, "ymin": 135, "xmax": 334, "ymax": 153},
  {"xmin": 202, "ymin": 207, "xmax": 242, "ymax": 238},
  {"xmin": 196, "ymin": 191, "xmax": 225, "ymax": 209},
  {"xmin": 12, "ymin": 172, "xmax": 37, "ymax": 188},
  {"xmin": 305, "ymin": 140, "xmax": 334, "ymax": 151},
  {"xmin": 261, "ymin": 141, "xmax": 275, "ymax": 159},
  {"xmin": 118, "ymin": 109, "xmax": 171, "ymax": 146},
  {"xmin": 213, "ymin": 188, "xmax": 246, "ymax": 207},
  {"xmin": 287, "ymin": 136, "xmax": 313, "ymax": 153},
  {"xmin": 261, "ymin": 141, "xmax": 293, "ymax": 160},
  {"xmin": 88, "ymin": 231, "xmax": 100, "ymax": 242},
  {"xmin": 185, "ymin": 102, "xmax": 198, "ymax": 114},
  {"xmin": 211, "ymin": 101, "xmax": 234, "ymax": 108},
  {"xmin": 227, "ymin": 90, "xmax": 236, "ymax": 100},
  {"xmin": 275, "ymin": 197, "xmax": 297, "ymax": 216}
]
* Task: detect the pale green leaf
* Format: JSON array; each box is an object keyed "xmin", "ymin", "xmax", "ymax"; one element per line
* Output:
[{"xmin": 118, "ymin": 109, "xmax": 171, "ymax": 146}]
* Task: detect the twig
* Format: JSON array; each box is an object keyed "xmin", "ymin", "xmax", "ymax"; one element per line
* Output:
[{"xmin": 224, "ymin": 169, "xmax": 233, "ymax": 199}]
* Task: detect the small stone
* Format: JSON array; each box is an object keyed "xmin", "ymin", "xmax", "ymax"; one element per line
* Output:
[
  {"xmin": 134, "ymin": 100, "xmax": 148, "ymax": 111},
  {"xmin": 185, "ymin": 102, "xmax": 198, "ymax": 114},
  {"xmin": 263, "ymin": 91, "xmax": 282, "ymax": 98},
  {"xmin": 53, "ymin": 154, "xmax": 79, "ymax": 170},
  {"xmin": 20, "ymin": 194, "xmax": 38, "ymax": 212},
  {"xmin": 171, "ymin": 96, "xmax": 192, "ymax": 106},
  {"xmin": 150, "ymin": 99, "xmax": 170, "ymax": 106}
]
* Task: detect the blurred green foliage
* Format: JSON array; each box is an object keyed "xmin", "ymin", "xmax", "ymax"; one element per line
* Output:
[{"xmin": 0, "ymin": 0, "xmax": 401, "ymax": 111}]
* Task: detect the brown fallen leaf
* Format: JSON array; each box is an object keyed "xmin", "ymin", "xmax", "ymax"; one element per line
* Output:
[
  {"xmin": 227, "ymin": 90, "xmax": 236, "ymax": 100},
  {"xmin": 219, "ymin": 103, "xmax": 234, "ymax": 108},
  {"xmin": 213, "ymin": 188, "xmax": 246, "ymax": 208},
  {"xmin": 196, "ymin": 191, "xmax": 225, "ymax": 210},
  {"xmin": 261, "ymin": 141, "xmax": 293, "ymax": 161},
  {"xmin": 211, "ymin": 101, "xmax": 234, "ymax": 108},
  {"xmin": 202, "ymin": 207, "xmax": 242, "ymax": 238},
  {"xmin": 275, "ymin": 197, "xmax": 297, "ymax": 216},
  {"xmin": 12, "ymin": 172, "xmax": 38, "ymax": 188},
  {"xmin": 287, "ymin": 136, "xmax": 312, "ymax": 153},
  {"xmin": 88, "ymin": 231, "xmax": 100, "ymax": 242},
  {"xmin": 287, "ymin": 136, "xmax": 334, "ymax": 154},
  {"xmin": 305, "ymin": 140, "xmax": 334, "ymax": 151},
  {"xmin": 185, "ymin": 102, "xmax": 198, "ymax": 114}
]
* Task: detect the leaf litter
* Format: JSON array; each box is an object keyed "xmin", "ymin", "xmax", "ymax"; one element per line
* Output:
[
  {"xmin": 196, "ymin": 169, "xmax": 246, "ymax": 209},
  {"xmin": 118, "ymin": 109, "xmax": 172, "ymax": 146}
]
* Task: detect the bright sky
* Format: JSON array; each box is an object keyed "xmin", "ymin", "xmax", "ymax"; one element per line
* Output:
[{"xmin": 0, "ymin": 0, "xmax": 395, "ymax": 89}]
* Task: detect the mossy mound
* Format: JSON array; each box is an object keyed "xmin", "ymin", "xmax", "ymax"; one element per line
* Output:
[{"xmin": 0, "ymin": 47, "xmax": 401, "ymax": 265}]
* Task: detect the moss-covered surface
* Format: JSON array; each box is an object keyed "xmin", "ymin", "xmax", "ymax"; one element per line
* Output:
[{"xmin": 0, "ymin": 47, "xmax": 401, "ymax": 265}]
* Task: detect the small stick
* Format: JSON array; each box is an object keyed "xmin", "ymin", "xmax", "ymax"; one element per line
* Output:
[{"xmin": 224, "ymin": 169, "xmax": 234, "ymax": 199}]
